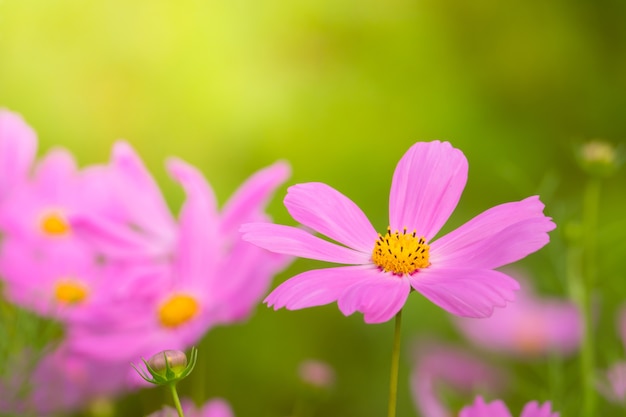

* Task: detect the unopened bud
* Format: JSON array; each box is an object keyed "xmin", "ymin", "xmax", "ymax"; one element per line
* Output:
[
  {"xmin": 148, "ymin": 350, "xmax": 188, "ymax": 377},
  {"xmin": 577, "ymin": 140, "xmax": 622, "ymax": 178},
  {"xmin": 132, "ymin": 347, "xmax": 197, "ymax": 386}
]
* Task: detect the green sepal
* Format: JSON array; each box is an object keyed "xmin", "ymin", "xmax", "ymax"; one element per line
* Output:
[{"xmin": 131, "ymin": 346, "xmax": 198, "ymax": 386}]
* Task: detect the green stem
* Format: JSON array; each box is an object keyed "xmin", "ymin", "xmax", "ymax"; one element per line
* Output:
[
  {"xmin": 169, "ymin": 383, "xmax": 185, "ymax": 417},
  {"xmin": 580, "ymin": 178, "xmax": 601, "ymax": 417},
  {"xmin": 583, "ymin": 178, "xmax": 600, "ymax": 289},
  {"xmin": 387, "ymin": 309, "xmax": 403, "ymax": 417}
]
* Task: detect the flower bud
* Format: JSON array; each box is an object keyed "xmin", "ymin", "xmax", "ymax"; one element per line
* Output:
[
  {"xmin": 148, "ymin": 350, "xmax": 188, "ymax": 378},
  {"xmin": 132, "ymin": 347, "xmax": 197, "ymax": 386},
  {"xmin": 577, "ymin": 140, "xmax": 623, "ymax": 178}
]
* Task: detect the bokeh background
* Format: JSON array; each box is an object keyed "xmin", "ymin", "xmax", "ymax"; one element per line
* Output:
[{"xmin": 1, "ymin": 1, "xmax": 626, "ymax": 416}]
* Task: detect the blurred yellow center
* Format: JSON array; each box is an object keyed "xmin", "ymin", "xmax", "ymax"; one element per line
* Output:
[
  {"xmin": 54, "ymin": 280, "xmax": 88, "ymax": 305},
  {"xmin": 372, "ymin": 227, "xmax": 430, "ymax": 275},
  {"xmin": 158, "ymin": 294, "xmax": 199, "ymax": 328},
  {"xmin": 515, "ymin": 318, "xmax": 547, "ymax": 355},
  {"xmin": 40, "ymin": 212, "xmax": 70, "ymax": 236}
]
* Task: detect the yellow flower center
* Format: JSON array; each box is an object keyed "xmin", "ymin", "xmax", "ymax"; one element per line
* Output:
[
  {"xmin": 371, "ymin": 227, "xmax": 430, "ymax": 275},
  {"xmin": 40, "ymin": 212, "xmax": 70, "ymax": 236},
  {"xmin": 514, "ymin": 315, "xmax": 547, "ymax": 355},
  {"xmin": 158, "ymin": 294, "xmax": 199, "ymax": 328},
  {"xmin": 54, "ymin": 279, "xmax": 89, "ymax": 305}
]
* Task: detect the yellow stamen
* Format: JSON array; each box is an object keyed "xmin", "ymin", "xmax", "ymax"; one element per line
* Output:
[
  {"xmin": 158, "ymin": 294, "xmax": 199, "ymax": 328},
  {"xmin": 54, "ymin": 280, "xmax": 89, "ymax": 305},
  {"xmin": 40, "ymin": 212, "xmax": 70, "ymax": 236},
  {"xmin": 372, "ymin": 227, "xmax": 430, "ymax": 275}
]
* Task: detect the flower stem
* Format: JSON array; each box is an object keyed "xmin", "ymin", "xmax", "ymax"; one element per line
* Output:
[
  {"xmin": 582, "ymin": 178, "xmax": 600, "ymax": 290},
  {"xmin": 168, "ymin": 383, "xmax": 185, "ymax": 417},
  {"xmin": 579, "ymin": 178, "xmax": 600, "ymax": 417},
  {"xmin": 387, "ymin": 309, "xmax": 403, "ymax": 417}
]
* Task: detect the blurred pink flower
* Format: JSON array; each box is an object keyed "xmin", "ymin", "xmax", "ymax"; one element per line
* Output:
[
  {"xmin": 459, "ymin": 396, "xmax": 559, "ymax": 417},
  {"xmin": 0, "ymin": 145, "xmax": 124, "ymax": 246},
  {"xmin": 242, "ymin": 141, "xmax": 555, "ymax": 323},
  {"xmin": 0, "ymin": 126, "xmax": 143, "ymax": 321},
  {"xmin": 411, "ymin": 341, "xmax": 503, "ymax": 417},
  {"xmin": 66, "ymin": 146, "xmax": 291, "ymax": 361},
  {"xmin": 298, "ymin": 359, "xmax": 336, "ymax": 389},
  {"xmin": 597, "ymin": 361, "xmax": 626, "ymax": 405},
  {"xmin": 74, "ymin": 142, "xmax": 292, "ymax": 322},
  {"xmin": 596, "ymin": 306, "xmax": 626, "ymax": 405},
  {"xmin": 147, "ymin": 398, "xmax": 234, "ymax": 417},
  {"xmin": 0, "ymin": 113, "xmax": 288, "ymax": 415},
  {"xmin": 454, "ymin": 278, "xmax": 581, "ymax": 357}
]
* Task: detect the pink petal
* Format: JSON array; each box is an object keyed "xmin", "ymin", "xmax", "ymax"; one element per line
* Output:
[
  {"xmin": 146, "ymin": 406, "xmax": 178, "ymax": 417},
  {"xmin": 337, "ymin": 268, "xmax": 411, "ymax": 323},
  {"xmin": 389, "ymin": 141, "xmax": 468, "ymax": 240},
  {"xmin": 0, "ymin": 109, "xmax": 37, "ymax": 197},
  {"xmin": 459, "ymin": 397, "xmax": 513, "ymax": 417},
  {"xmin": 411, "ymin": 376, "xmax": 450, "ymax": 417},
  {"xmin": 167, "ymin": 158, "xmax": 220, "ymax": 284},
  {"xmin": 284, "ymin": 182, "xmax": 378, "ymax": 253},
  {"xmin": 111, "ymin": 141, "xmax": 175, "ymax": 234},
  {"xmin": 200, "ymin": 399, "xmax": 235, "ymax": 417},
  {"xmin": 410, "ymin": 268, "xmax": 519, "ymax": 318},
  {"xmin": 430, "ymin": 196, "xmax": 555, "ymax": 269},
  {"xmin": 67, "ymin": 324, "xmax": 159, "ymax": 362},
  {"xmin": 210, "ymin": 237, "xmax": 290, "ymax": 323},
  {"xmin": 220, "ymin": 160, "xmax": 290, "ymax": 234},
  {"xmin": 241, "ymin": 223, "xmax": 371, "ymax": 264},
  {"xmin": 70, "ymin": 213, "xmax": 170, "ymax": 259},
  {"xmin": 33, "ymin": 148, "xmax": 77, "ymax": 197},
  {"xmin": 264, "ymin": 265, "xmax": 376, "ymax": 310},
  {"xmin": 520, "ymin": 401, "xmax": 559, "ymax": 417}
]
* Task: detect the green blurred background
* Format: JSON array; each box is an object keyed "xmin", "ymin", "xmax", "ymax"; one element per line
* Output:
[{"xmin": 1, "ymin": 0, "xmax": 626, "ymax": 416}]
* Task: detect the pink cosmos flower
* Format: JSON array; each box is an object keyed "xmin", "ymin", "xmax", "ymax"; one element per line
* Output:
[
  {"xmin": 242, "ymin": 141, "xmax": 555, "ymax": 323},
  {"xmin": 0, "ymin": 139, "xmax": 150, "ymax": 321},
  {"xmin": 454, "ymin": 276, "xmax": 581, "ymax": 357},
  {"xmin": 459, "ymin": 396, "xmax": 559, "ymax": 417},
  {"xmin": 72, "ymin": 142, "xmax": 290, "ymax": 302},
  {"xmin": 411, "ymin": 341, "xmax": 503, "ymax": 417},
  {"xmin": 0, "ymin": 145, "xmax": 125, "ymax": 246},
  {"xmin": 66, "ymin": 145, "xmax": 291, "ymax": 361},
  {"xmin": 147, "ymin": 398, "xmax": 234, "ymax": 417}
]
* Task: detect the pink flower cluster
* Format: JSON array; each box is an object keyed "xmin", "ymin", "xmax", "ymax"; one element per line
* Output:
[{"xmin": 0, "ymin": 109, "xmax": 291, "ymax": 415}]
